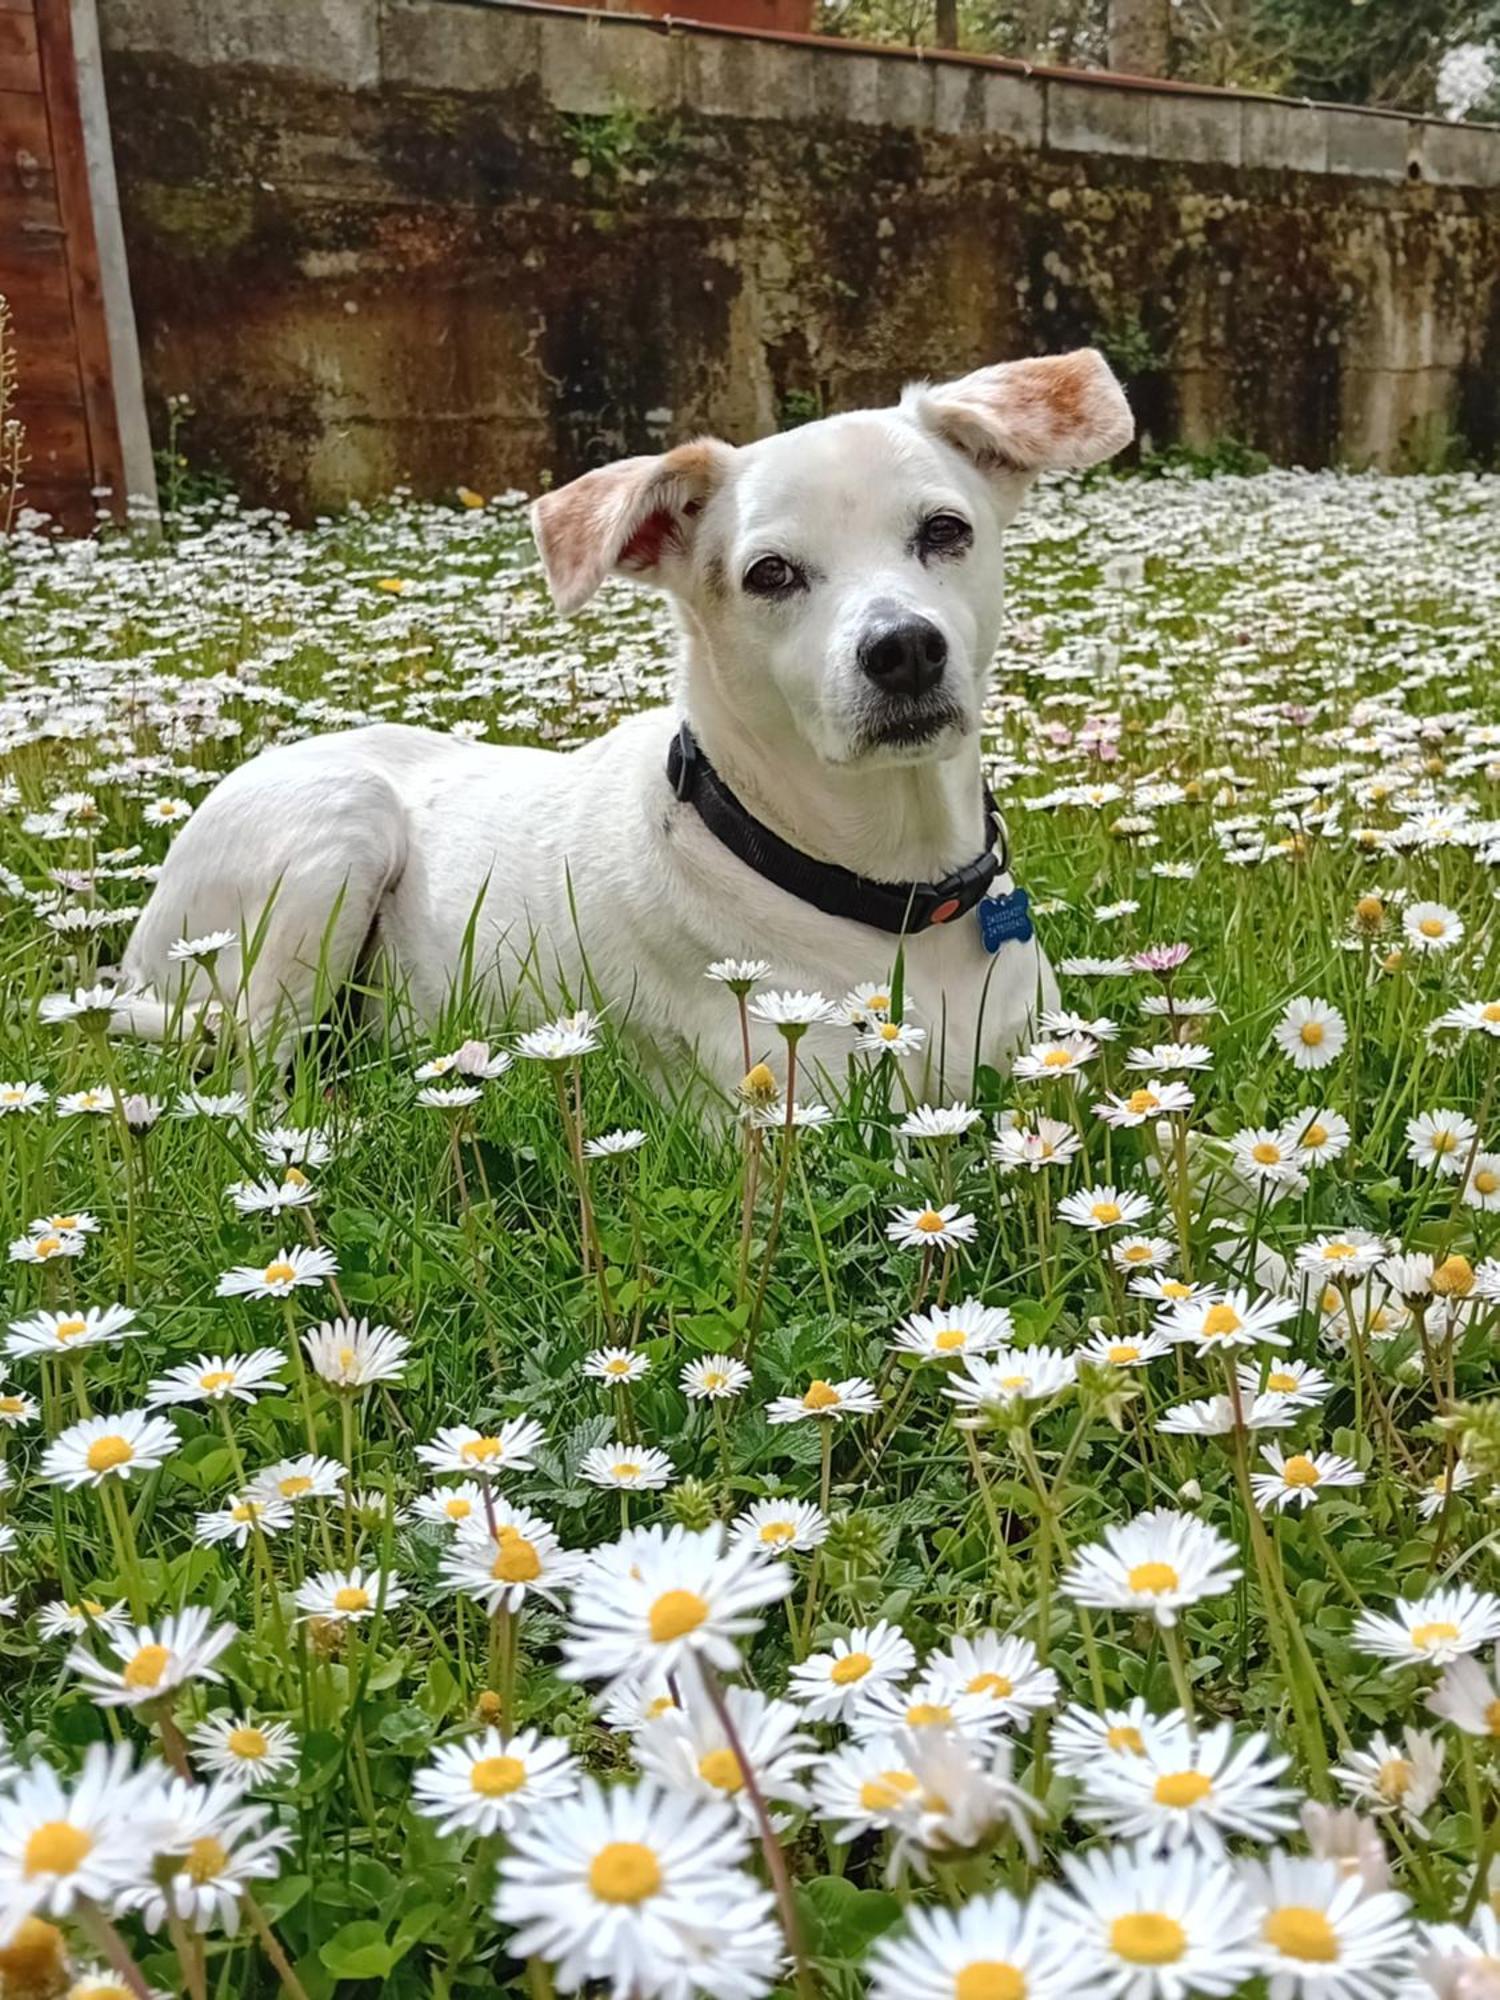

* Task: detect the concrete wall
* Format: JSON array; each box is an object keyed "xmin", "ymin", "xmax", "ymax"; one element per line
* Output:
[{"xmin": 96, "ymin": 0, "xmax": 1500, "ymax": 511}]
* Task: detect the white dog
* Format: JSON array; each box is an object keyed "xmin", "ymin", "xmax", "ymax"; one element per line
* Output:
[{"xmin": 117, "ymin": 349, "xmax": 1132, "ymax": 1095}]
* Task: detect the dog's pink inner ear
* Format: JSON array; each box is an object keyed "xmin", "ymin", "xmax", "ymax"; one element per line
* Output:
[
  {"xmin": 619, "ymin": 507, "xmax": 678, "ymax": 572},
  {"xmin": 912, "ymin": 348, "xmax": 1134, "ymax": 474},
  {"xmin": 532, "ymin": 439, "xmax": 730, "ymax": 615}
]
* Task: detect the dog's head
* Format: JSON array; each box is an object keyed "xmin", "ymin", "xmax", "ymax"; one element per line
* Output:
[{"xmin": 532, "ymin": 350, "xmax": 1132, "ymax": 770}]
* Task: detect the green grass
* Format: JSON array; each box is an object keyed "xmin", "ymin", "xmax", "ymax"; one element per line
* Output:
[{"xmin": 1, "ymin": 470, "xmax": 1499, "ymax": 1999}]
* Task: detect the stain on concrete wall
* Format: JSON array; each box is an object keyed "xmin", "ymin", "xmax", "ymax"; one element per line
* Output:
[{"xmin": 97, "ymin": 0, "xmax": 1500, "ymax": 512}]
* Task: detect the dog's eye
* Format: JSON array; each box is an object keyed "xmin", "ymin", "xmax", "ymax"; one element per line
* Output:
[
  {"xmin": 919, "ymin": 513, "xmax": 972, "ymax": 557},
  {"xmin": 742, "ymin": 555, "xmax": 800, "ymax": 597}
]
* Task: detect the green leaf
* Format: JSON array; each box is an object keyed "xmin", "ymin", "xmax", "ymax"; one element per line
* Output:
[
  {"xmin": 319, "ymin": 1920, "xmax": 395, "ymax": 1979},
  {"xmin": 798, "ymin": 1875, "xmax": 902, "ymax": 1959}
]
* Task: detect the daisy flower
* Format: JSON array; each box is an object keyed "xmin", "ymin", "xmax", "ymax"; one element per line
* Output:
[
  {"xmin": 585, "ymin": 1346, "xmax": 651, "ymax": 1384},
  {"xmin": 294, "ymin": 1566, "xmax": 406, "ymax": 1623},
  {"xmin": 885, "ymin": 1204, "xmax": 979, "ymax": 1251},
  {"xmin": 1230, "ymin": 1127, "xmax": 1307, "ymax": 1187},
  {"xmin": 215, "ymin": 1244, "xmax": 338, "ymax": 1299},
  {"xmin": 1283, "ymin": 1108, "xmax": 1351, "ymax": 1166},
  {"xmin": 857, "ymin": 1018, "xmax": 928, "ymax": 1058},
  {"xmin": 746, "ymin": 989, "xmax": 837, "ymax": 1033},
  {"xmin": 1352, "ymin": 1585, "xmax": 1500, "ymax": 1670},
  {"xmin": 1113, "ymin": 1236, "xmax": 1177, "ymax": 1274},
  {"xmin": 1073, "ymin": 1718, "xmax": 1298, "ymax": 1856},
  {"xmin": 145, "ymin": 1349, "xmax": 286, "ymax": 1407},
  {"xmin": 580, "ymin": 1444, "xmax": 675, "ymax": 1490},
  {"xmin": 0, "ymin": 1741, "xmax": 168, "ymax": 1922},
  {"xmin": 1250, "ymin": 1444, "xmax": 1364, "ymax": 1513},
  {"xmin": 584, "ymin": 1128, "xmax": 646, "ymax": 1158},
  {"xmin": 765, "ymin": 1376, "xmax": 879, "ymax": 1424},
  {"xmin": 6, "ymin": 1304, "xmax": 139, "ymax": 1360},
  {"xmin": 188, "ymin": 1714, "xmax": 300, "ymax": 1786},
  {"xmin": 36, "ymin": 1598, "xmax": 131, "ymax": 1645},
  {"xmin": 1462, "ymin": 1154, "xmax": 1500, "ymax": 1211},
  {"xmin": 247, "ymin": 1453, "xmax": 347, "ymax": 1506},
  {"xmin": 850, "ymin": 1675, "xmax": 1010, "ymax": 1745},
  {"xmin": 1051, "ymin": 1699, "xmax": 1179, "ymax": 1778},
  {"xmin": 1432, "ymin": 999, "xmax": 1500, "ymax": 1038},
  {"xmin": 1427, "ymin": 1646, "xmax": 1500, "ymax": 1740},
  {"xmin": 1240, "ymin": 1851, "xmax": 1413, "ymax": 1999},
  {"xmin": 412, "ymin": 1725, "xmax": 579, "ymax": 1839},
  {"xmin": 944, "ymin": 1347, "xmax": 1078, "ymax": 1421},
  {"xmin": 867, "ymin": 1887, "xmax": 1077, "ymax": 2000},
  {"xmin": 493, "ymin": 1779, "xmax": 776, "ymax": 2000},
  {"xmin": 1416, "ymin": 1461, "xmax": 1474, "ymax": 1521},
  {"xmin": 1126, "ymin": 1043, "xmax": 1213, "ymax": 1074},
  {"xmin": 227, "ymin": 1175, "xmax": 318, "ymax": 1216},
  {"xmin": 991, "ymin": 1117, "xmax": 1081, "ymax": 1172},
  {"xmin": 0, "ymin": 1081, "xmax": 49, "ymax": 1114},
  {"xmin": 302, "ymin": 1316, "xmax": 410, "ymax": 1388},
  {"xmin": 1406, "ymin": 1110, "xmax": 1478, "ymax": 1177},
  {"xmin": 1059, "ymin": 1185, "xmax": 1155, "ymax": 1233},
  {"xmin": 1044, "ymin": 1839, "xmax": 1260, "ymax": 2000},
  {"xmin": 888, "ymin": 1730, "xmax": 1040, "ymax": 1876},
  {"xmin": 680, "ymin": 1354, "xmax": 751, "ymax": 1401},
  {"xmin": 1095, "ymin": 1080, "xmax": 1196, "ymax": 1128},
  {"xmin": 1079, "ymin": 1327, "xmax": 1174, "ymax": 1371},
  {"xmin": 1156, "ymin": 1395, "xmax": 1296, "ymax": 1437},
  {"xmin": 417, "ymin": 1083, "xmax": 483, "ymax": 1110},
  {"xmin": 561, "ymin": 1522, "xmax": 791, "ymax": 1690},
  {"xmin": 416, "ymin": 1416, "xmax": 547, "ymax": 1476},
  {"xmin": 413, "ymin": 1481, "xmax": 491, "ymax": 1531},
  {"xmin": 28, "ymin": 1212, "xmax": 99, "ymax": 1239},
  {"xmin": 121, "ymin": 1774, "xmax": 290, "ymax": 1935},
  {"xmin": 811, "ymin": 1731, "xmax": 928, "ymax": 1839},
  {"xmin": 1061, "ymin": 1508, "xmax": 1241, "ymax": 1628},
  {"xmin": 514, "ymin": 1010, "xmax": 602, "ymax": 1061},
  {"xmin": 706, "ymin": 959, "xmax": 773, "ymax": 991},
  {"xmin": 9, "ymin": 1231, "xmax": 86, "ymax": 1265},
  {"xmin": 1414, "ymin": 1910, "xmax": 1500, "ymax": 2000},
  {"xmin": 256, "ymin": 1126, "xmax": 333, "ymax": 1170},
  {"xmin": 67, "ymin": 1605, "xmax": 236, "ymax": 1709},
  {"xmin": 900, "ymin": 1103, "xmax": 983, "ymax": 1141},
  {"xmin": 1273, "ymin": 998, "xmax": 1348, "ymax": 1070},
  {"xmin": 889, "ymin": 1299, "xmax": 1014, "ymax": 1360},
  {"xmin": 634, "ymin": 1677, "xmax": 814, "ymax": 1823},
  {"xmin": 39, "ymin": 1409, "xmax": 179, "ymax": 1489},
  {"xmin": 1241, "ymin": 1358, "xmax": 1330, "ymax": 1408},
  {"xmin": 729, "ymin": 1497, "xmax": 828, "ymax": 1557},
  {"xmin": 924, "ymin": 1630, "xmax": 1059, "ymax": 1727},
  {"xmin": 441, "ymin": 1513, "xmax": 583, "ymax": 1613},
  {"xmin": 787, "ymin": 1620, "xmax": 916, "ymax": 1721},
  {"xmin": 1158, "ymin": 1288, "xmax": 1298, "ymax": 1353},
  {"xmin": 838, "ymin": 979, "xmax": 895, "ymax": 1023},
  {"xmin": 167, "ymin": 928, "xmax": 236, "ymax": 962},
  {"xmin": 1403, "ymin": 901, "xmax": 1464, "ymax": 953},
  {"xmin": 1011, "ymin": 1034, "xmax": 1098, "ymax": 1082},
  {"xmin": 1295, "ymin": 1232, "xmax": 1388, "ymax": 1280},
  {"xmin": 0, "ymin": 1381, "xmax": 39, "ymax": 1428},
  {"xmin": 1334, "ymin": 1728, "xmax": 1444, "ymax": 1833},
  {"xmin": 193, "ymin": 1495, "xmax": 294, "ymax": 1549}
]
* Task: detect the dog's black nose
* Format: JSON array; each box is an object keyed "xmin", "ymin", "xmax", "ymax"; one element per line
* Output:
[{"xmin": 858, "ymin": 616, "xmax": 948, "ymax": 697}]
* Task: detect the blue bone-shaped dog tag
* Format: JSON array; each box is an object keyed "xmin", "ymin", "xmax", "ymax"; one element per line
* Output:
[{"xmin": 978, "ymin": 886, "xmax": 1035, "ymax": 954}]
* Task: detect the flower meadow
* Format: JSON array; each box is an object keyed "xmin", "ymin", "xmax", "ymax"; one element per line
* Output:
[{"xmin": 2, "ymin": 466, "xmax": 1500, "ymax": 2000}]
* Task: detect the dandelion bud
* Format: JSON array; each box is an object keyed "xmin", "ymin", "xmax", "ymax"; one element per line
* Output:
[
  {"xmin": 740, "ymin": 1062, "xmax": 777, "ymax": 1107},
  {"xmin": 1432, "ymin": 1255, "xmax": 1476, "ymax": 1299},
  {"xmin": 475, "ymin": 1689, "xmax": 503, "ymax": 1723},
  {"xmin": 665, "ymin": 1476, "xmax": 719, "ymax": 1532},
  {"xmin": 306, "ymin": 1616, "xmax": 346, "ymax": 1659},
  {"xmin": 1353, "ymin": 894, "xmax": 1385, "ymax": 935},
  {"xmin": 0, "ymin": 1915, "xmax": 69, "ymax": 1997},
  {"xmin": 1381, "ymin": 948, "xmax": 1405, "ymax": 974}
]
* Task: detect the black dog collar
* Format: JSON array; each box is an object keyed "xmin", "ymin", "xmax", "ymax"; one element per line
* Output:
[{"xmin": 666, "ymin": 721, "xmax": 1008, "ymax": 937}]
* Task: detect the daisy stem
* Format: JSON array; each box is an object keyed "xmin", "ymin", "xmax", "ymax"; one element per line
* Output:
[
  {"xmin": 243, "ymin": 1888, "xmax": 314, "ymax": 2000},
  {"xmin": 1012, "ymin": 1427, "xmax": 1054, "ymax": 1663},
  {"xmin": 168, "ymin": 1910, "xmax": 208, "ymax": 2000},
  {"xmin": 490, "ymin": 1604, "xmax": 516, "ymax": 1727},
  {"xmin": 280, "ymin": 1298, "xmax": 321, "ymax": 1459},
  {"xmin": 699, "ymin": 1662, "xmax": 818, "ymax": 2000},
  {"xmin": 958, "ymin": 1424, "xmax": 1022, "ymax": 1609},
  {"xmin": 818, "ymin": 1423, "xmax": 833, "ymax": 1517},
  {"xmin": 340, "ymin": 1394, "xmax": 356, "ymax": 1560},
  {"xmin": 793, "ymin": 1143, "xmax": 838, "ymax": 1322},
  {"xmin": 1459, "ymin": 1737, "xmax": 1493, "ymax": 1920},
  {"xmin": 737, "ymin": 1124, "xmax": 765, "ymax": 1307},
  {"xmin": 1160, "ymin": 1621, "xmax": 1196, "ymax": 1733},
  {"xmin": 102, "ymin": 1476, "xmax": 147, "ymax": 1623},
  {"xmin": 77, "ymin": 1898, "xmax": 153, "ymax": 2000}
]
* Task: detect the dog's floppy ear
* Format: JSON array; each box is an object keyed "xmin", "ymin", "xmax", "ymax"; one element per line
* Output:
[
  {"xmin": 531, "ymin": 439, "xmax": 733, "ymax": 615},
  {"xmin": 904, "ymin": 348, "xmax": 1133, "ymax": 474}
]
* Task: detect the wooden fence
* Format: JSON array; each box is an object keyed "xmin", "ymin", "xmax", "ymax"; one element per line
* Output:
[{"xmin": 0, "ymin": 0, "xmax": 152, "ymax": 531}]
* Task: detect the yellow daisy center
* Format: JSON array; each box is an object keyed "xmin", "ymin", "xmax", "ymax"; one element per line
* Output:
[
  {"xmin": 1200, "ymin": 1303, "xmax": 1242, "ymax": 1338},
  {"xmin": 905, "ymin": 1702, "xmax": 953, "ymax": 1726},
  {"xmin": 967, "ymin": 1671, "xmax": 1014, "ymax": 1698},
  {"xmin": 1377, "ymin": 1758, "xmax": 1413, "ymax": 1800},
  {"xmin": 955, "ymin": 1964, "xmax": 1027, "ymax": 2000},
  {"xmin": 1251, "ymin": 1142, "xmax": 1282, "ymax": 1165},
  {"xmin": 443, "ymin": 1498, "xmax": 473, "ymax": 1519},
  {"xmin": 1127, "ymin": 1561, "xmax": 1180, "ymax": 1596},
  {"xmin": 470, "ymin": 1755, "xmax": 527, "ymax": 1797},
  {"xmin": 279, "ymin": 1475, "xmax": 312, "ymax": 1497},
  {"xmin": 1107, "ymin": 1724, "xmax": 1145, "ymax": 1754},
  {"xmin": 86, "ymin": 1435, "xmax": 133, "ymax": 1473},
  {"xmin": 24, "ymin": 1823, "xmax": 94, "ymax": 1876},
  {"xmin": 1264, "ymin": 1907, "xmax": 1339, "ymax": 1963},
  {"xmin": 1431, "ymin": 1131, "xmax": 1459, "ymax": 1153},
  {"xmin": 1126, "ymin": 1090, "xmax": 1159, "ymax": 1114},
  {"xmin": 54, "ymin": 1317, "xmax": 88, "ymax": 1343},
  {"xmin": 859, "ymin": 1769, "xmax": 920, "ymax": 1811},
  {"xmin": 1302, "ymin": 1124, "xmax": 1328, "ymax": 1147},
  {"xmin": 333, "ymin": 1586, "xmax": 370, "ymax": 1614},
  {"xmin": 1485, "ymin": 1700, "xmax": 1500, "ymax": 1736},
  {"xmin": 611, "ymin": 1461, "xmax": 641, "ymax": 1480},
  {"xmin": 1282, "ymin": 1455, "xmax": 1322, "ymax": 1487},
  {"xmin": 1159, "ymin": 1280, "xmax": 1191, "ymax": 1299},
  {"xmin": 877, "ymin": 1023, "xmax": 902, "ymax": 1043},
  {"xmin": 1108, "ymin": 1344, "xmax": 1140, "ymax": 1364},
  {"xmin": 228, "ymin": 1727, "xmax": 269, "ymax": 1760},
  {"xmin": 803, "ymin": 1380, "xmax": 840, "ymax": 1410},
  {"xmin": 1320, "ymin": 1242, "xmax": 1358, "ymax": 1261},
  {"xmin": 33, "ymin": 1236, "xmax": 64, "ymax": 1257},
  {"xmin": 934, "ymin": 1329, "xmax": 968, "ymax": 1352},
  {"xmin": 1111, "ymin": 1914, "xmax": 1186, "ymax": 1967},
  {"xmin": 758, "ymin": 1520, "xmax": 796, "ymax": 1546},
  {"xmin": 1154, "ymin": 1770, "xmax": 1212, "ymax": 1808},
  {"xmin": 703, "ymin": 1370, "xmax": 729, "ymax": 1389},
  {"xmin": 603, "ymin": 1358, "xmax": 632, "ymax": 1376},
  {"xmin": 1041, "ymin": 1049, "xmax": 1073, "ymax": 1069},
  {"xmin": 1419, "ymin": 918, "xmax": 1445, "ymax": 938},
  {"xmin": 649, "ymin": 1589, "xmax": 709, "ymax": 1643},
  {"xmin": 912, "ymin": 1210, "xmax": 948, "ymax": 1233},
  {"xmin": 830, "ymin": 1651, "xmax": 873, "ymax": 1686},
  {"xmin": 184, "ymin": 1837, "xmax": 229, "ymax": 1884},
  {"xmin": 199, "ymin": 1369, "xmax": 236, "ymax": 1391},
  {"xmin": 1299, "ymin": 1022, "xmax": 1325, "ymax": 1046},
  {"xmin": 1484, "ymin": 1004, "xmax": 1500, "ymax": 1024},
  {"xmin": 263, "ymin": 1260, "xmax": 296, "ymax": 1285},
  {"xmin": 1120, "ymin": 1245, "xmax": 1154, "ymax": 1264},
  {"xmin": 460, "ymin": 1437, "xmax": 503, "ymax": 1463},
  {"xmin": 1411, "ymin": 1620, "xmax": 1460, "ymax": 1652},
  {"xmin": 1267, "ymin": 1370, "xmax": 1299, "ymax": 1392},
  {"xmin": 1091, "ymin": 1201, "xmax": 1123, "ymax": 1224},
  {"xmin": 1476, "ymin": 1170, "xmax": 1500, "ymax": 1197},
  {"xmin": 698, "ymin": 1748, "xmax": 743, "ymax": 1793},
  {"xmin": 490, "ymin": 1536, "xmax": 542, "ymax": 1584},
  {"xmin": 589, "ymin": 1841, "xmax": 662, "ymax": 1905}
]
